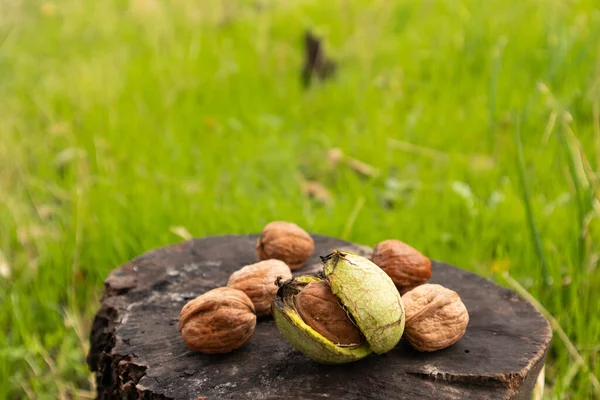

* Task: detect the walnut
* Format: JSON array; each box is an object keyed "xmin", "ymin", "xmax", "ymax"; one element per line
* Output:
[
  {"xmin": 293, "ymin": 280, "xmax": 363, "ymax": 346},
  {"xmin": 402, "ymin": 284, "xmax": 469, "ymax": 352},
  {"xmin": 179, "ymin": 287, "xmax": 256, "ymax": 354},
  {"xmin": 371, "ymin": 239, "xmax": 432, "ymax": 294},
  {"xmin": 227, "ymin": 259, "xmax": 293, "ymax": 317},
  {"xmin": 256, "ymin": 221, "xmax": 314, "ymax": 270}
]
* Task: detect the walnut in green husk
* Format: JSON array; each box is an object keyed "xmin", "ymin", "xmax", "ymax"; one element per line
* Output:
[{"xmin": 272, "ymin": 250, "xmax": 405, "ymax": 364}]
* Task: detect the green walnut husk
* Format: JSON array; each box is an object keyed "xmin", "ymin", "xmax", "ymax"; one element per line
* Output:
[{"xmin": 272, "ymin": 250, "xmax": 405, "ymax": 364}]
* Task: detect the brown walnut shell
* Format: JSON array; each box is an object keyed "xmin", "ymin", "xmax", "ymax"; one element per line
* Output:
[
  {"xmin": 402, "ymin": 284, "xmax": 469, "ymax": 352},
  {"xmin": 179, "ymin": 287, "xmax": 256, "ymax": 354},
  {"xmin": 371, "ymin": 239, "xmax": 432, "ymax": 294},
  {"xmin": 294, "ymin": 280, "xmax": 363, "ymax": 346},
  {"xmin": 227, "ymin": 259, "xmax": 293, "ymax": 317},
  {"xmin": 256, "ymin": 221, "xmax": 315, "ymax": 270}
]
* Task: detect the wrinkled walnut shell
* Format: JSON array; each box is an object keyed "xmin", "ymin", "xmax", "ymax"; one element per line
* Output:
[
  {"xmin": 228, "ymin": 259, "xmax": 293, "ymax": 317},
  {"xmin": 179, "ymin": 287, "xmax": 256, "ymax": 354},
  {"xmin": 402, "ymin": 284, "xmax": 469, "ymax": 352},
  {"xmin": 294, "ymin": 280, "xmax": 363, "ymax": 346},
  {"xmin": 256, "ymin": 221, "xmax": 314, "ymax": 270},
  {"xmin": 371, "ymin": 239, "xmax": 432, "ymax": 294}
]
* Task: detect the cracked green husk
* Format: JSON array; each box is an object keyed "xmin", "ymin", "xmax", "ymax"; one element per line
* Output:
[{"xmin": 272, "ymin": 251, "xmax": 405, "ymax": 364}]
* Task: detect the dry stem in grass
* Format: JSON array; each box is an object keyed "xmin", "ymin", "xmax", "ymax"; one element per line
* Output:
[
  {"xmin": 501, "ymin": 272, "xmax": 600, "ymax": 396},
  {"xmin": 327, "ymin": 148, "xmax": 380, "ymax": 177}
]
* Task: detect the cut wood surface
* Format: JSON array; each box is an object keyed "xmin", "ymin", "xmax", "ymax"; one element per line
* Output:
[{"xmin": 87, "ymin": 235, "xmax": 551, "ymax": 399}]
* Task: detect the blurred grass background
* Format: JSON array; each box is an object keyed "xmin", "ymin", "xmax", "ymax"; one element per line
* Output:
[{"xmin": 1, "ymin": 0, "xmax": 600, "ymax": 398}]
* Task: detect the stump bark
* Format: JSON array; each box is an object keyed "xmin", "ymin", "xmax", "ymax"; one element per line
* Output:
[{"xmin": 87, "ymin": 235, "xmax": 551, "ymax": 399}]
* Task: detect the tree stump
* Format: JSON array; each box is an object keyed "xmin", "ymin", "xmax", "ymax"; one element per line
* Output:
[{"xmin": 87, "ymin": 235, "xmax": 551, "ymax": 399}]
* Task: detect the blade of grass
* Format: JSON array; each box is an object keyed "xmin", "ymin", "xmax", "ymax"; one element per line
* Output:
[
  {"xmin": 594, "ymin": 100, "xmax": 600, "ymax": 172},
  {"xmin": 341, "ymin": 196, "xmax": 365, "ymax": 240},
  {"xmin": 563, "ymin": 362, "xmax": 582, "ymax": 390},
  {"xmin": 387, "ymin": 138, "xmax": 450, "ymax": 160},
  {"xmin": 513, "ymin": 115, "xmax": 550, "ymax": 284},
  {"xmin": 19, "ymin": 382, "xmax": 34, "ymax": 400},
  {"xmin": 488, "ymin": 36, "xmax": 506, "ymax": 151},
  {"xmin": 557, "ymin": 115, "xmax": 589, "ymax": 267},
  {"xmin": 542, "ymin": 111, "xmax": 557, "ymax": 144}
]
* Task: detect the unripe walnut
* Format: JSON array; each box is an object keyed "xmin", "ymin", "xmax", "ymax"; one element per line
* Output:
[
  {"xmin": 227, "ymin": 259, "xmax": 293, "ymax": 317},
  {"xmin": 179, "ymin": 287, "xmax": 256, "ymax": 354},
  {"xmin": 256, "ymin": 221, "xmax": 314, "ymax": 270},
  {"xmin": 272, "ymin": 251, "xmax": 405, "ymax": 364},
  {"xmin": 371, "ymin": 239, "xmax": 432, "ymax": 294},
  {"xmin": 294, "ymin": 280, "xmax": 363, "ymax": 346},
  {"xmin": 402, "ymin": 284, "xmax": 469, "ymax": 352}
]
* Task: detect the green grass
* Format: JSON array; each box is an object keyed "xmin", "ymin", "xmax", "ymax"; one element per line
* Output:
[{"xmin": 1, "ymin": 0, "xmax": 600, "ymax": 398}]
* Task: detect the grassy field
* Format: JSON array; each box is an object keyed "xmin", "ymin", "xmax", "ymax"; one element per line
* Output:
[{"xmin": 1, "ymin": 0, "xmax": 600, "ymax": 398}]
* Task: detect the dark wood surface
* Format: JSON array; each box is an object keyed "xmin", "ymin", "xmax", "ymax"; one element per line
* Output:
[{"xmin": 87, "ymin": 235, "xmax": 551, "ymax": 399}]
